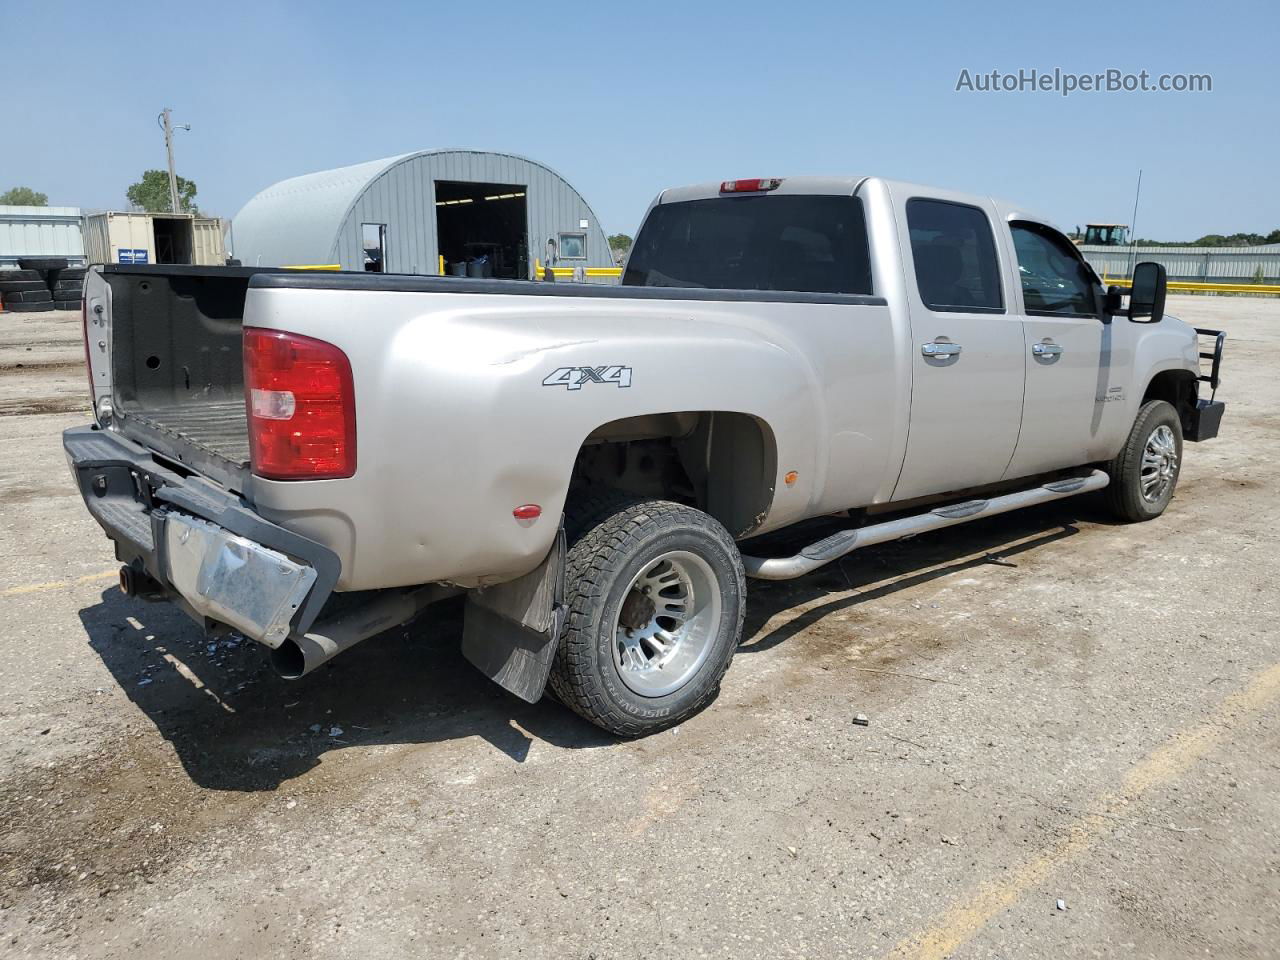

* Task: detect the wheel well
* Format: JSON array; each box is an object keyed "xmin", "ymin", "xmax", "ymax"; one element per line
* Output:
[
  {"xmin": 569, "ymin": 412, "xmax": 777, "ymax": 538},
  {"xmin": 1143, "ymin": 369, "xmax": 1198, "ymax": 434}
]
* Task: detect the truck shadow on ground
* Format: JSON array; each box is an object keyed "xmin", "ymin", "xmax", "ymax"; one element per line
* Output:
[
  {"xmin": 78, "ymin": 593, "xmax": 615, "ymax": 792},
  {"xmin": 78, "ymin": 496, "xmax": 1107, "ymax": 793}
]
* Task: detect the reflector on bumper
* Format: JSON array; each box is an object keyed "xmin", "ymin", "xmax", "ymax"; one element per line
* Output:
[{"xmin": 163, "ymin": 512, "xmax": 317, "ymax": 648}]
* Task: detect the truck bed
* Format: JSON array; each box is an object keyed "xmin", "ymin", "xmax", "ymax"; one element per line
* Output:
[
  {"xmin": 101, "ymin": 266, "xmax": 265, "ymax": 490},
  {"xmin": 99, "ymin": 264, "xmax": 887, "ymax": 494}
]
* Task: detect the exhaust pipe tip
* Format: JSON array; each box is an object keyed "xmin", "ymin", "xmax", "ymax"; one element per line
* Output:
[
  {"xmin": 119, "ymin": 564, "xmax": 164, "ymax": 600},
  {"xmin": 271, "ymin": 638, "xmax": 308, "ymax": 680},
  {"xmin": 270, "ymin": 632, "xmax": 341, "ymax": 680},
  {"xmin": 268, "ymin": 585, "xmax": 457, "ymax": 680}
]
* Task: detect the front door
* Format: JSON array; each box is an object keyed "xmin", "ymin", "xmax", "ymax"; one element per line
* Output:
[
  {"xmin": 1002, "ymin": 221, "xmax": 1121, "ymax": 478},
  {"xmin": 891, "ymin": 195, "xmax": 1026, "ymax": 502}
]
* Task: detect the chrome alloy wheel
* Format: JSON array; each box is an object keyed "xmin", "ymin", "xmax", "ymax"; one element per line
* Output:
[
  {"xmin": 1140, "ymin": 424, "xmax": 1179, "ymax": 502},
  {"xmin": 612, "ymin": 550, "xmax": 722, "ymax": 697}
]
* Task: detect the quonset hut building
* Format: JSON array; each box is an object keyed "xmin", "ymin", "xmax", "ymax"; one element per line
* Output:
[{"xmin": 229, "ymin": 149, "xmax": 614, "ymax": 279}]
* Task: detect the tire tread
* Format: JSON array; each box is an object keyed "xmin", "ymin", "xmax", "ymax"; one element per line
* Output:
[{"xmin": 549, "ymin": 492, "xmax": 745, "ymax": 737}]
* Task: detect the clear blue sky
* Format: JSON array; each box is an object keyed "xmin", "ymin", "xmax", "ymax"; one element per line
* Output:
[{"xmin": 5, "ymin": 0, "xmax": 1276, "ymax": 241}]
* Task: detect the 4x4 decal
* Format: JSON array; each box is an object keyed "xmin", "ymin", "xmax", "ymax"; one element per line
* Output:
[{"xmin": 542, "ymin": 365, "xmax": 633, "ymax": 391}]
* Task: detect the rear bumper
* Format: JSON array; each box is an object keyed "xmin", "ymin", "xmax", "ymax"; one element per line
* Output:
[{"xmin": 63, "ymin": 425, "xmax": 340, "ymax": 643}]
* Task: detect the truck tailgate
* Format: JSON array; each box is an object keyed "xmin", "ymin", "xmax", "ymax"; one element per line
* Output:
[{"xmin": 93, "ymin": 266, "xmax": 264, "ymax": 492}]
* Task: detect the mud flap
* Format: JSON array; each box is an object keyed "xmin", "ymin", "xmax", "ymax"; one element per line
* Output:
[{"xmin": 461, "ymin": 525, "xmax": 566, "ymax": 703}]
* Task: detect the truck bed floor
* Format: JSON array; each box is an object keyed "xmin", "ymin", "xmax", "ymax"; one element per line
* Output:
[{"xmin": 131, "ymin": 400, "xmax": 250, "ymax": 467}]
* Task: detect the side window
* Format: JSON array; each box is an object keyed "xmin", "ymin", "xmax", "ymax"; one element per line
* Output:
[
  {"xmin": 1010, "ymin": 223, "xmax": 1099, "ymax": 317},
  {"xmin": 906, "ymin": 198, "xmax": 1003, "ymax": 313},
  {"xmin": 558, "ymin": 233, "xmax": 587, "ymax": 260}
]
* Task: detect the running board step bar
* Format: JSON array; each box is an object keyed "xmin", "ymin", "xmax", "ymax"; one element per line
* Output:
[{"xmin": 740, "ymin": 470, "xmax": 1110, "ymax": 581}]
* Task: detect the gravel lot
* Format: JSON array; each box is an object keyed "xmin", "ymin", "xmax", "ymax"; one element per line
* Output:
[{"xmin": 1, "ymin": 296, "xmax": 1277, "ymax": 960}]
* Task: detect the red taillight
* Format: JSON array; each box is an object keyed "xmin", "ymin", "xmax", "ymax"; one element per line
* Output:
[
  {"xmin": 720, "ymin": 178, "xmax": 783, "ymax": 193},
  {"xmin": 243, "ymin": 327, "xmax": 356, "ymax": 480}
]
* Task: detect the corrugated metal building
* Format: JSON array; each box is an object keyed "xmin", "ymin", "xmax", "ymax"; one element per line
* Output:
[
  {"xmin": 1080, "ymin": 244, "xmax": 1280, "ymax": 283},
  {"xmin": 0, "ymin": 206, "xmax": 86, "ymax": 268},
  {"xmin": 230, "ymin": 149, "xmax": 614, "ymax": 279}
]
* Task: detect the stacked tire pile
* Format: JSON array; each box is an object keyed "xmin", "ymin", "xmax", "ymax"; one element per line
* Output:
[
  {"xmin": 48, "ymin": 263, "xmax": 87, "ymax": 309},
  {"xmin": 0, "ymin": 268, "xmax": 52, "ymax": 313},
  {"xmin": 0, "ymin": 258, "xmax": 86, "ymax": 313}
]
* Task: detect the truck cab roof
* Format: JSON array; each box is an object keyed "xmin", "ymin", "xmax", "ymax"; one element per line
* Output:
[{"xmin": 654, "ymin": 175, "xmax": 1063, "ymax": 236}]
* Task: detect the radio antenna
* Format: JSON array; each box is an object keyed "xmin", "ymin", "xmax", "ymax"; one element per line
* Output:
[{"xmin": 1126, "ymin": 169, "xmax": 1143, "ymax": 278}]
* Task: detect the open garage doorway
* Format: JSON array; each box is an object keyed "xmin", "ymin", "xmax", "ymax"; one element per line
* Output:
[{"xmin": 435, "ymin": 180, "xmax": 529, "ymax": 279}]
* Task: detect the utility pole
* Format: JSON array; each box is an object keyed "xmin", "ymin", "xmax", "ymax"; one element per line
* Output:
[{"xmin": 157, "ymin": 108, "xmax": 191, "ymax": 213}]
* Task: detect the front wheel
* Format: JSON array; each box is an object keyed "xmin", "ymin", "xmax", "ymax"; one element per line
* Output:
[
  {"xmin": 1103, "ymin": 399, "xmax": 1183, "ymax": 522},
  {"xmin": 549, "ymin": 495, "xmax": 746, "ymax": 737}
]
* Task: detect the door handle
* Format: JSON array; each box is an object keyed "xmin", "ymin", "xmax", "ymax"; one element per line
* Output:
[
  {"xmin": 921, "ymin": 341, "xmax": 962, "ymax": 358},
  {"xmin": 1032, "ymin": 342, "xmax": 1063, "ymax": 358}
]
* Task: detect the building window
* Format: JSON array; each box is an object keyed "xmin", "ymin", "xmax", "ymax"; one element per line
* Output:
[{"xmin": 558, "ymin": 233, "xmax": 587, "ymax": 260}]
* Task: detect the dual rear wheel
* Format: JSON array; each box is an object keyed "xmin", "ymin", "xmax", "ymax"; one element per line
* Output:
[{"xmin": 548, "ymin": 496, "xmax": 745, "ymax": 737}]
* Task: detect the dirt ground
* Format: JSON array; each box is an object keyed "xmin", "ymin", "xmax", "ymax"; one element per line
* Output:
[{"xmin": 1, "ymin": 297, "xmax": 1277, "ymax": 960}]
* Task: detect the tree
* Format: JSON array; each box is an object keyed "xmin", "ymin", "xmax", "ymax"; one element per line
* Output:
[
  {"xmin": 607, "ymin": 233, "xmax": 633, "ymax": 265},
  {"xmin": 0, "ymin": 186, "xmax": 48, "ymax": 206},
  {"xmin": 126, "ymin": 170, "xmax": 198, "ymax": 213},
  {"xmin": 1193, "ymin": 231, "xmax": 1269, "ymax": 247}
]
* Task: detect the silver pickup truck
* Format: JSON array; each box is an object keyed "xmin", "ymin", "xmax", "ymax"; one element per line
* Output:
[{"xmin": 66, "ymin": 175, "xmax": 1226, "ymax": 735}]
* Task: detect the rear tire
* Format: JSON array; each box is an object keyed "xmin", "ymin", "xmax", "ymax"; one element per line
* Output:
[
  {"xmin": 1103, "ymin": 399, "xmax": 1183, "ymax": 522},
  {"xmin": 549, "ymin": 494, "xmax": 746, "ymax": 737}
]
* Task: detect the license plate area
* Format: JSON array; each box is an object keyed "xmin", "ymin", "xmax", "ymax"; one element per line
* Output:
[{"xmin": 162, "ymin": 512, "xmax": 317, "ymax": 648}]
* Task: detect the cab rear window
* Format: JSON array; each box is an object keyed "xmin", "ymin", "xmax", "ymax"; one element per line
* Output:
[{"xmin": 623, "ymin": 195, "xmax": 873, "ymax": 296}]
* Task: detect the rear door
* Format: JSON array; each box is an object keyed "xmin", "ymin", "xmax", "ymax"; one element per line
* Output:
[
  {"xmin": 1001, "ymin": 220, "xmax": 1119, "ymax": 478},
  {"xmin": 890, "ymin": 194, "xmax": 1026, "ymax": 501}
]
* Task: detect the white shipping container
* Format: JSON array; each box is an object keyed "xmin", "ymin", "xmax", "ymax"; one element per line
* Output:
[
  {"xmin": 83, "ymin": 212, "xmax": 157, "ymax": 265},
  {"xmin": 192, "ymin": 217, "xmax": 227, "ymax": 265},
  {"xmin": 82, "ymin": 212, "xmax": 225, "ymax": 266}
]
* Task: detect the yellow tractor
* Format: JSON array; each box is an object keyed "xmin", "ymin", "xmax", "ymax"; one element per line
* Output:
[{"xmin": 1077, "ymin": 223, "xmax": 1130, "ymax": 246}]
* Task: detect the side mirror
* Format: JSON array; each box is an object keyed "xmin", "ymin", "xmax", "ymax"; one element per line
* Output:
[{"xmin": 1128, "ymin": 261, "xmax": 1167, "ymax": 323}]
